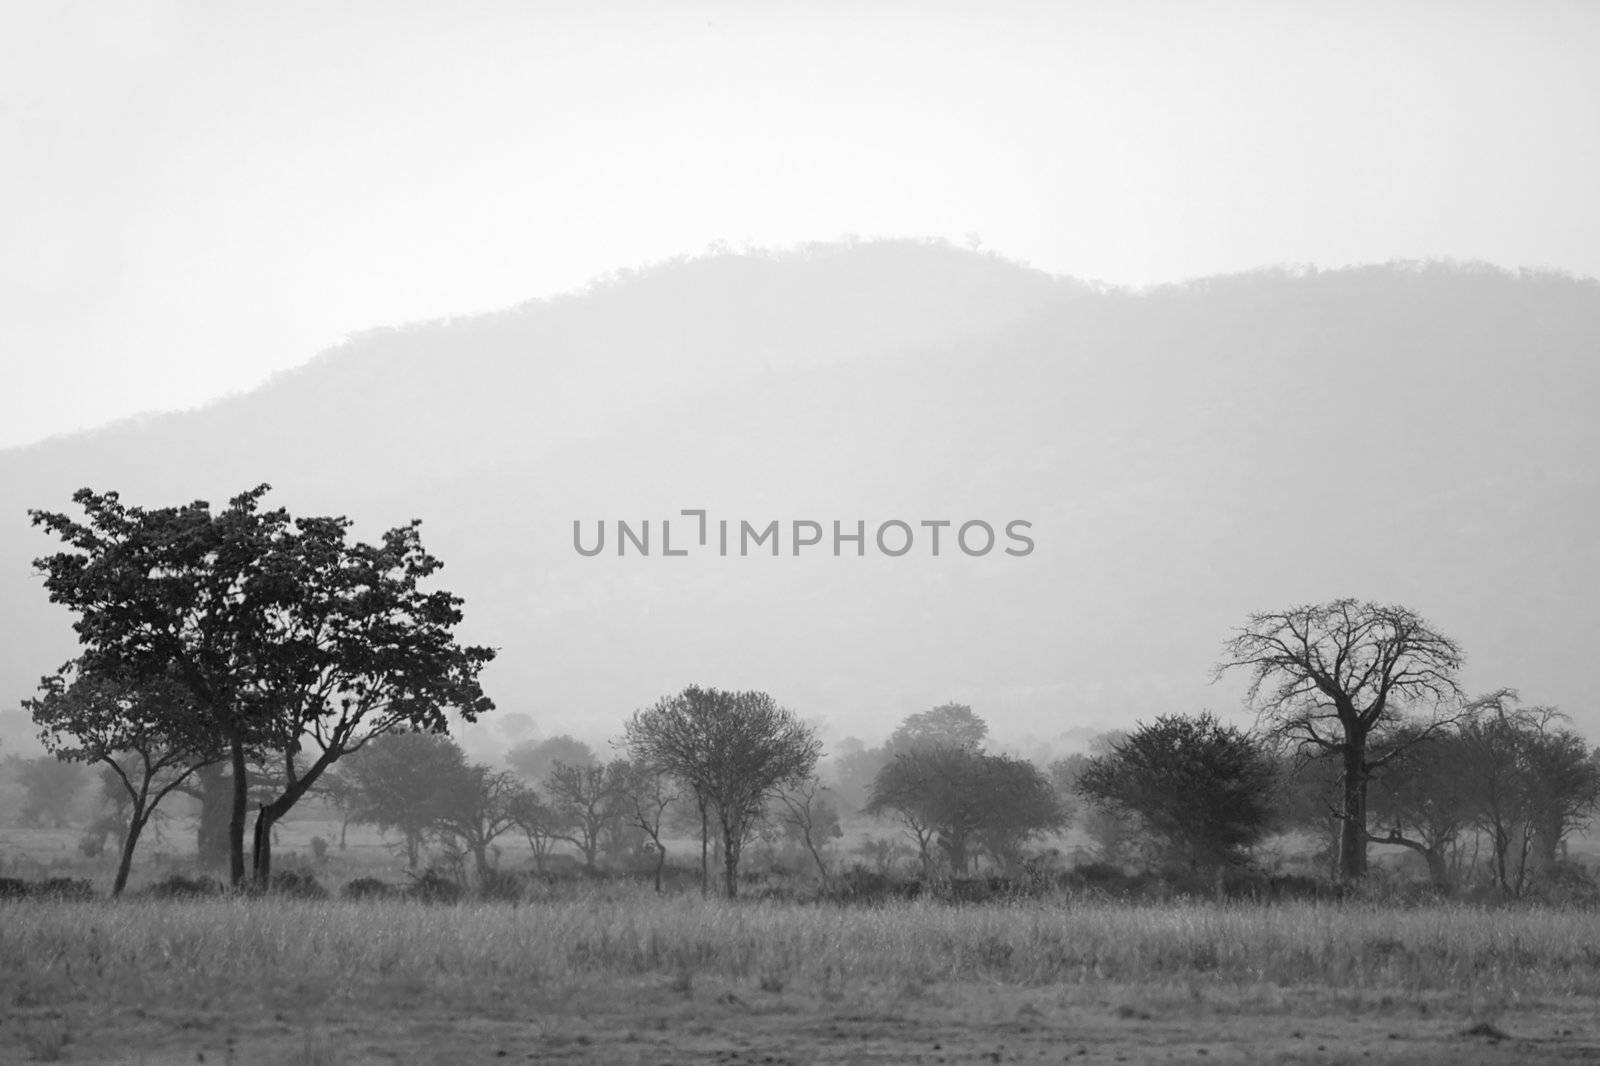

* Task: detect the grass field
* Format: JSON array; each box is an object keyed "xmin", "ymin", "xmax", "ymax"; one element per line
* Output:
[{"xmin": 4, "ymin": 891, "xmax": 1600, "ymax": 1064}]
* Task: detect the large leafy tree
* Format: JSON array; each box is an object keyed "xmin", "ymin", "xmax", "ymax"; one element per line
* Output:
[
  {"xmin": 26, "ymin": 664, "xmax": 222, "ymax": 894},
  {"xmin": 1217, "ymin": 599, "xmax": 1463, "ymax": 881},
  {"xmin": 625, "ymin": 685, "xmax": 820, "ymax": 898},
  {"xmin": 30, "ymin": 485, "xmax": 496, "ymax": 885},
  {"xmin": 1074, "ymin": 713, "xmax": 1277, "ymax": 875}
]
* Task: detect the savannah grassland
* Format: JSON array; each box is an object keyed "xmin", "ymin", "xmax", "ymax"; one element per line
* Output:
[{"xmin": 4, "ymin": 891, "xmax": 1600, "ymax": 1066}]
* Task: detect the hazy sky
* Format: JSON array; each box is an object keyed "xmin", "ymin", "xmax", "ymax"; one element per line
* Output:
[{"xmin": 4, "ymin": 0, "xmax": 1598, "ymax": 448}]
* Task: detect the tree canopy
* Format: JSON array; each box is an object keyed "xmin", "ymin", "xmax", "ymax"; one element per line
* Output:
[
  {"xmin": 1217, "ymin": 599, "xmax": 1462, "ymax": 880},
  {"xmin": 30, "ymin": 485, "xmax": 496, "ymax": 884},
  {"xmin": 625, "ymin": 685, "xmax": 820, "ymax": 898}
]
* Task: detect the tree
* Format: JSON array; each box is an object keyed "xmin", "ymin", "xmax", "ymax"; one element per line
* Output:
[
  {"xmin": 341, "ymin": 731, "xmax": 467, "ymax": 868},
  {"xmin": 30, "ymin": 486, "xmax": 496, "ymax": 885},
  {"xmin": 625, "ymin": 685, "xmax": 821, "ymax": 898},
  {"xmin": 865, "ymin": 745, "xmax": 1065, "ymax": 875},
  {"xmin": 618, "ymin": 762, "xmax": 681, "ymax": 892},
  {"xmin": 26, "ymin": 664, "xmax": 222, "ymax": 894},
  {"xmin": 431, "ymin": 762, "xmax": 525, "ymax": 882},
  {"xmin": 9, "ymin": 753, "xmax": 90, "ymax": 829},
  {"xmin": 543, "ymin": 759, "xmax": 628, "ymax": 870},
  {"xmin": 507, "ymin": 735, "xmax": 596, "ymax": 784},
  {"xmin": 772, "ymin": 777, "xmax": 843, "ymax": 881},
  {"xmin": 1217, "ymin": 600, "xmax": 1463, "ymax": 881},
  {"xmin": 886, "ymin": 702, "xmax": 988, "ymax": 754},
  {"xmin": 1454, "ymin": 694, "xmax": 1600, "ymax": 896},
  {"xmin": 1075, "ymin": 713, "xmax": 1277, "ymax": 876},
  {"xmin": 508, "ymin": 789, "xmax": 561, "ymax": 874},
  {"xmin": 1365, "ymin": 722, "xmax": 1477, "ymax": 887}
]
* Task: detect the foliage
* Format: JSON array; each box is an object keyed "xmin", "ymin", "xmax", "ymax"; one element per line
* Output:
[
  {"xmin": 429, "ymin": 762, "xmax": 525, "ymax": 882},
  {"xmin": 7, "ymin": 754, "xmax": 90, "ymax": 829},
  {"xmin": 543, "ymin": 759, "xmax": 630, "ymax": 870},
  {"xmin": 29, "ymin": 485, "xmax": 496, "ymax": 885},
  {"xmin": 1075, "ymin": 713, "xmax": 1277, "ymax": 875},
  {"xmin": 26, "ymin": 664, "xmax": 221, "ymax": 893},
  {"xmin": 506, "ymin": 735, "xmax": 596, "ymax": 784},
  {"xmin": 1217, "ymin": 599, "xmax": 1463, "ymax": 880},
  {"xmin": 865, "ymin": 745, "xmax": 1065, "ymax": 875},
  {"xmin": 885, "ymin": 702, "xmax": 988, "ymax": 754},
  {"xmin": 341, "ymin": 731, "xmax": 468, "ymax": 868},
  {"xmin": 625, "ymin": 685, "xmax": 821, "ymax": 898}
]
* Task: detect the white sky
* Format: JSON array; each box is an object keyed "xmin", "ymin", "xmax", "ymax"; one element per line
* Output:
[{"xmin": 3, "ymin": 0, "xmax": 1598, "ymax": 449}]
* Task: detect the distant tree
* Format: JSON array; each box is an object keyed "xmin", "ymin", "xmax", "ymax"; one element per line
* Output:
[
  {"xmin": 25, "ymin": 664, "xmax": 222, "ymax": 894},
  {"xmin": 819, "ymin": 737, "xmax": 886, "ymax": 813},
  {"xmin": 543, "ymin": 759, "xmax": 628, "ymax": 870},
  {"xmin": 507, "ymin": 789, "xmax": 561, "ymax": 874},
  {"xmin": 30, "ymin": 486, "xmax": 496, "ymax": 885},
  {"xmin": 618, "ymin": 762, "xmax": 681, "ymax": 891},
  {"xmin": 1075, "ymin": 713, "xmax": 1277, "ymax": 875},
  {"xmin": 886, "ymin": 702, "xmax": 988, "ymax": 754},
  {"xmin": 10, "ymin": 753, "xmax": 90, "ymax": 830},
  {"xmin": 507, "ymin": 735, "xmax": 596, "ymax": 784},
  {"xmin": 866, "ymin": 746, "xmax": 1065, "ymax": 875},
  {"xmin": 431, "ymin": 762, "xmax": 525, "ymax": 882},
  {"xmin": 772, "ymin": 776, "xmax": 844, "ymax": 880},
  {"xmin": 1217, "ymin": 600, "xmax": 1463, "ymax": 881},
  {"xmin": 625, "ymin": 685, "xmax": 821, "ymax": 898},
  {"xmin": 1454, "ymin": 694, "xmax": 1600, "ymax": 896},
  {"xmin": 342, "ymin": 731, "xmax": 467, "ymax": 868},
  {"xmin": 1365, "ymin": 722, "xmax": 1477, "ymax": 887}
]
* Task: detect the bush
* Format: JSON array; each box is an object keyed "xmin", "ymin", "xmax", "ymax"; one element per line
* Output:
[
  {"xmin": 340, "ymin": 877, "xmax": 399, "ymax": 901},
  {"xmin": 408, "ymin": 867, "xmax": 463, "ymax": 905},
  {"xmin": 144, "ymin": 874, "xmax": 223, "ymax": 899},
  {"xmin": 269, "ymin": 870, "xmax": 329, "ymax": 900}
]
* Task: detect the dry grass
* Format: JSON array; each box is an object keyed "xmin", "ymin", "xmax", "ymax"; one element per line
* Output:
[{"xmin": 4, "ymin": 890, "xmax": 1600, "ymax": 1010}]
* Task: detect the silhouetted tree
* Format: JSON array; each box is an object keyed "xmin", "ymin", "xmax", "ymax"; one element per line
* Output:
[
  {"xmin": 26, "ymin": 664, "xmax": 222, "ymax": 894},
  {"xmin": 30, "ymin": 486, "xmax": 496, "ymax": 885},
  {"xmin": 1217, "ymin": 600, "xmax": 1463, "ymax": 880},
  {"xmin": 625, "ymin": 685, "xmax": 820, "ymax": 898},
  {"xmin": 1075, "ymin": 713, "xmax": 1277, "ymax": 875},
  {"xmin": 618, "ymin": 762, "xmax": 681, "ymax": 891}
]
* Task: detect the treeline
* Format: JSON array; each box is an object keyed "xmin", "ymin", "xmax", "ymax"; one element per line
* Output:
[{"xmin": 12, "ymin": 485, "xmax": 1600, "ymax": 903}]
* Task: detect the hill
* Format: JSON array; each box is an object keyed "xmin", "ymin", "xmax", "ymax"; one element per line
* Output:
[{"xmin": 3, "ymin": 243, "xmax": 1595, "ymax": 758}]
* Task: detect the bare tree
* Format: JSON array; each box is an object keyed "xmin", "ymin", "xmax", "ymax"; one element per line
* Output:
[
  {"xmin": 1217, "ymin": 599, "xmax": 1463, "ymax": 881},
  {"xmin": 543, "ymin": 760, "xmax": 628, "ymax": 870},
  {"xmin": 773, "ymin": 776, "xmax": 842, "ymax": 881},
  {"xmin": 625, "ymin": 685, "xmax": 820, "ymax": 898},
  {"xmin": 619, "ymin": 762, "xmax": 681, "ymax": 892}
]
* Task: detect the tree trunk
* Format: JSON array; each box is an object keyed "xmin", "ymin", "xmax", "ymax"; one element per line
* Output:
[
  {"xmin": 722, "ymin": 821, "xmax": 740, "ymax": 900},
  {"xmin": 195, "ymin": 764, "xmax": 231, "ymax": 869},
  {"xmin": 653, "ymin": 840, "xmax": 666, "ymax": 894},
  {"xmin": 1338, "ymin": 742, "xmax": 1368, "ymax": 881},
  {"xmin": 228, "ymin": 736, "xmax": 249, "ymax": 886},
  {"xmin": 699, "ymin": 799, "xmax": 709, "ymax": 898},
  {"xmin": 112, "ymin": 809, "xmax": 151, "ymax": 897},
  {"xmin": 252, "ymin": 804, "xmax": 276, "ymax": 883}
]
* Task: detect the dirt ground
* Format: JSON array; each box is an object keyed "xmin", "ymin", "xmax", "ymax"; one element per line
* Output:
[{"xmin": 7, "ymin": 978, "xmax": 1599, "ymax": 1066}]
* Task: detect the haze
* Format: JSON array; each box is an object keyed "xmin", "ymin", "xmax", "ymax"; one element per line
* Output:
[{"xmin": 5, "ymin": 1, "xmax": 1600, "ymax": 447}]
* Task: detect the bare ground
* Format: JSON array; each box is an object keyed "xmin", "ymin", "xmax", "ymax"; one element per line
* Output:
[{"xmin": 7, "ymin": 978, "xmax": 1599, "ymax": 1065}]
